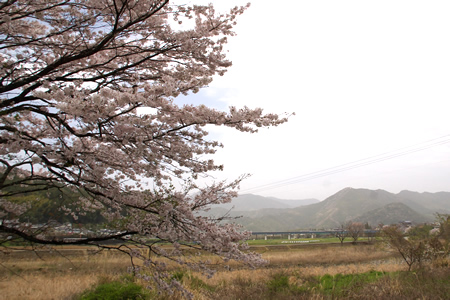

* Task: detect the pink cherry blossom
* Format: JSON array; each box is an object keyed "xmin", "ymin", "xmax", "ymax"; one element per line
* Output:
[{"xmin": 0, "ymin": 1, "xmax": 287, "ymax": 295}]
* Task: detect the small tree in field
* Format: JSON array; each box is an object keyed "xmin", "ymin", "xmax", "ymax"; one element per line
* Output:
[
  {"xmin": 346, "ymin": 221, "xmax": 364, "ymax": 244},
  {"xmin": 335, "ymin": 223, "xmax": 348, "ymax": 245},
  {"xmin": 381, "ymin": 215, "xmax": 450, "ymax": 271},
  {"xmin": 0, "ymin": 0, "xmax": 288, "ymax": 295},
  {"xmin": 381, "ymin": 225, "xmax": 427, "ymax": 271}
]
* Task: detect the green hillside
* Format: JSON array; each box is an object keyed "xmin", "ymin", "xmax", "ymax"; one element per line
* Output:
[
  {"xmin": 353, "ymin": 202, "xmax": 431, "ymax": 227},
  {"xmin": 230, "ymin": 188, "xmax": 450, "ymax": 231}
]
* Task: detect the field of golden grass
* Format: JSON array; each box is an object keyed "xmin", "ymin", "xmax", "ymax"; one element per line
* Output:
[
  {"xmin": 0, "ymin": 248, "xmax": 130, "ymax": 300},
  {"xmin": 0, "ymin": 243, "xmax": 447, "ymax": 299}
]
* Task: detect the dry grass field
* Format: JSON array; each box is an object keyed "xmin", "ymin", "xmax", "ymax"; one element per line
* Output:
[
  {"xmin": 0, "ymin": 243, "xmax": 448, "ymax": 299},
  {"xmin": 0, "ymin": 247, "xmax": 130, "ymax": 300}
]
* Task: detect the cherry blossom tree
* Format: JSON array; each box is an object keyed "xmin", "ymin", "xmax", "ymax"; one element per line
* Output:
[{"xmin": 0, "ymin": 0, "xmax": 288, "ymax": 294}]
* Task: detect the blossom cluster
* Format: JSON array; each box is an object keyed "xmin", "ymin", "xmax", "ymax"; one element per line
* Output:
[{"xmin": 0, "ymin": 0, "xmax": 286, "ymax": 295}]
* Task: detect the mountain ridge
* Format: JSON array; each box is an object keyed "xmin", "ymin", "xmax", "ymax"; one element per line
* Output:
[
  {"xmin": 210, "ymin": 188, "xmax": 450, "ymax": 231},
  {"xmin": 213, "ymin": 193, "xmax": 319, "ymax": 211}
]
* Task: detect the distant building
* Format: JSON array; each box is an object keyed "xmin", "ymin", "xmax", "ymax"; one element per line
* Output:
[{"xmin": 399, "ymin": 220, "xmax": 413, "ymax": 232}]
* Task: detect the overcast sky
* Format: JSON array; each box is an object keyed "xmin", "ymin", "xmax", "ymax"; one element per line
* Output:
[{"xmin": 178, "ymin": 0, "xmax": 450, "ymax": 200}]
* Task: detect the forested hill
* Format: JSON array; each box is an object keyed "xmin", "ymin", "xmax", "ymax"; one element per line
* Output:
[
  {"xmin": 4, "ymin": 185, "xmax": 105, "ymax": 225},
  {"xmin": 207, "ymin": 188, "xmax": 450, "ymax": 231}
]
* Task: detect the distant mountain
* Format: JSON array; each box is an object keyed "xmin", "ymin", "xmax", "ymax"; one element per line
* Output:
[
  {"xmin": 299, "ymin": 188, "xmax": 400, "ymax": 228},
  {"xmin": 396, "ymin": 190, "xmax": 450, "ymax": 218},
  {"xmin": 276, "ymin": 198, "xmax": 319, "ymax": 208},
  {"xmin": 212, "ymin": 194, "xmax": 319, "ymax": 211},
  {"xmin": 353, "ymin": 202, "xmax": 430, "ymax": 226},
  {"xmin": 221, "ymin": 188, "xmax": 450, "ymax": 231}
]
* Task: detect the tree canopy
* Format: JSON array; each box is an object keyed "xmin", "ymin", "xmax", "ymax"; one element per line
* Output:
[{"xmin": 0, "ymin": 0, "xmax": 288, "ymax": 294}]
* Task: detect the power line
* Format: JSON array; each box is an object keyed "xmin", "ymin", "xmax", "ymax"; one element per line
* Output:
[{"xmin": 240, "ymin": 134, "xmax": 450, "ymax": 194}]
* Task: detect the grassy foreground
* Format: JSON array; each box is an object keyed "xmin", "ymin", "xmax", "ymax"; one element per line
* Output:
[{"xmin": 0, "ymin": 243, "xmax": 448, "ymax": 299}]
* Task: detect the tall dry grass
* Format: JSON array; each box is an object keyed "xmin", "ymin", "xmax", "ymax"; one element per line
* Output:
[
  {"xmin": 0, "ymin": 243, "xmax": 406, "ymax": 300},
  {"xmin": 184, "ymin": 244, "xmax": 408, "ymax": 300},
  {"xmin": 0, "ymin": 273, "xmax": 98, "ymax": 300},
  {"xmin": 198, "ymin": 245, "xmax": 404, "ymax": 290},
  {"xmin": 0, "ymin": 249, "xmax": 131, "ymax": 300},
  {"xmin": 259, "ymin": 244, "xmax": 395, "ymax": 266}
]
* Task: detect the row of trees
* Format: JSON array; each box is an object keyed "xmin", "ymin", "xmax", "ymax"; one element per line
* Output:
[{"xmin": 335, "ymin": 221, "xmax": 367, "ymax": 245}]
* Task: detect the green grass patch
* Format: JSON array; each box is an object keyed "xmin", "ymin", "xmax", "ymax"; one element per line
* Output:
[
  {"xmin": 188, "ymin": 275, "xmax": 216, "ymax": 292},
  {"xmin": 247, "ymin": 236, "xmax": 380, "ymax": 246},
  {"xmin": 307, "ymin": 270, "xmax": 386, "ymax": 297},
  {"xmin": 247, "ymin": 237, "xmax": 338, "ymax": 245},
  {"xmin": 171, "ymin": 270, "xmax": 186, "ymax": 282},
  {"xmin": 267, "ymin": 272, "xmax": 291, "ymax": 292},
  {"xmin": 77, "ymin": 277, "xmax": 149, "ymax": 300}
]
